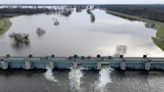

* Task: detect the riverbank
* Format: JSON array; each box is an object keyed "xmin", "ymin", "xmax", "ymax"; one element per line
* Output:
[
  {"xmin": 0, "ymin": 18, "xmax": 12, "ymax": 35},
  {"xmin": 106, "ymin": 10, "xmax": 164, "ymax": 51}
]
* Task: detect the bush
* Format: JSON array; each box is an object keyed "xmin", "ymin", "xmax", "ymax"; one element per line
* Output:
[{"xmin": 9, "ymin": 32, "xmax": 30, "ymax": 44}]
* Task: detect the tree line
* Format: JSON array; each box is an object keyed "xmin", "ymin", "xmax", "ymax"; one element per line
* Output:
[{"xmin": 100, "ymin": 5, "xmax": 164, "ymax": 22}]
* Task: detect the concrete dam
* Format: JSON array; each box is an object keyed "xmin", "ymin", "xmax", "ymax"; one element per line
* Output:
[{"xmin": 0, "ymin": 55, "xmax": 164, "ymax": 71}]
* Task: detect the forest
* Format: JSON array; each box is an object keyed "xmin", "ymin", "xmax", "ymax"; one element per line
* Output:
[
  {"xmin": 1, "ymin": 4, "xmax": 164, "ymax": 22},
  {"xmin": 100, "ymin": 4, "xmax": 164, "ymax": 22}
]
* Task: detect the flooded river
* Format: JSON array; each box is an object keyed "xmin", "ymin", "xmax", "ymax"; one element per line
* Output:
[
  {"xmin": 0, "ymin": 68, "xmax": 164, "ymax": 92},
  {"xmin": 0, "ymin": 9, "xmax": 163, "ymax": 57},
  {"xmin": 0, "ymin": 8, "xmax": 164, "ymax": 92}
]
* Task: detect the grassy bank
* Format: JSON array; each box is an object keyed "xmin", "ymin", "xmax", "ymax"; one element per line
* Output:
[
  {"xmin": 106, "ymin": 10, "xmax": 164, "ymax": 51},
  {"xmin": 0, "ymin": 18, "xmax": 12, "ymax": 35}
]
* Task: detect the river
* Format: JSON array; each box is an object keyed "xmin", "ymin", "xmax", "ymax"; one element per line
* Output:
[
  {"xmin": 0, "ymin": 9, "xmax": 163, "ymax": 57},
  {"xmin": 0, "ymin": 8, "xmax": 164, "ymax": 92}
]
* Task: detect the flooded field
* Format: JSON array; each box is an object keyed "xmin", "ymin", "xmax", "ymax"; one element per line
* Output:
[{"xmin": 0, "ymin": 9, "xmax": 162, "ymax": 57}]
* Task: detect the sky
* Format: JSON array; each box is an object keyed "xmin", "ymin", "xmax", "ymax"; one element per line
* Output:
[{"xmin": 1, "ymin": 0, "xmax": 164, "ymax": 4}]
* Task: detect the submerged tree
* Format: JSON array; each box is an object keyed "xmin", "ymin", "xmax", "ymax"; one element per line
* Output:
[
  {"xmin": 36, "ymin": 27, "xmax": 46, "ymax": 36},
  {"xmin": 9, "ymin": 32, "xmax": 30, "ymax": 45},
  {"xmin": 145, "ymin": 23, "xmax": 155, "ymax": 28},
  {"xmin": 61, "ymin": 9, "xmax": 72, "ymax": 17},
  {"xmin": 90, "ymin": 13, "xmax": 95, "ymax": 23},
  {"xmin": 52, "ymin": 18, "xmax": 59, "ymax": 26},
  {"xmin": 114, "ymin": 45, "xmax": 127, "ymax": 57},
  {"xmin": 87, "ymin": 9, "xmax": 96, "ymax": 23}
]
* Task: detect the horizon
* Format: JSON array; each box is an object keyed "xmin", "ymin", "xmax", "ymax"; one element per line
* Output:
[
  {"xmin": 0, "ymin": 3, "xmax": 164, "ymax": 6},
  {"xmin": 1, "ymin": 0, "xmax": 164, "ymax": 4}
]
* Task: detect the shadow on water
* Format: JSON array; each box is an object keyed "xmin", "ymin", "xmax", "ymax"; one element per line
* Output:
[{"xmin": 0, "ymin": 69, "xmax": 45, "ymax": 79}]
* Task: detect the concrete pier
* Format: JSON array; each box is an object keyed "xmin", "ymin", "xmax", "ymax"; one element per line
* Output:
[
  {"xmin": 120, "ymin": 61, "xmax": 126, "ymax": 70},
  {"xmin": 0, "ymin": 55, "xmax": 164, "ymax": 70},
  {"xmin": 1, "ymin": 60, "xmax": 8, "ymax": 69},
  {"xmin": 25, "ymin": 60, "xmax": 31, "ymax": 70},
  {"xmin": 97, "ymin": 62, "xmax": 101, "ymax": 70},
  {"xmin": 73, "ymin": 62, "xmax": 78, "ymax": 69}
]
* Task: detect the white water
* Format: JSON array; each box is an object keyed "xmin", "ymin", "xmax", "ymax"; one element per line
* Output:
[
  {"xmin": 95, "ymin": 67, "xmax": 113, "ymax": 92},
  {"xmin": 44, "ymin": 67, "xmax": 58, "ymax": 83},
  {"xmin": 69, "ymin": 67, "xmax": 83, "ymax": 91}
]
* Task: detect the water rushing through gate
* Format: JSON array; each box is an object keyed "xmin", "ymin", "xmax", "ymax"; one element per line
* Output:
[
  {"xmin": 95, "ymin": 67, "xmax": 112, "ymax": 92},
  {"xmin": 0, "ymin": 7, "xmax": 164, "ymax": 92},
  {"xmin": 44, "ymin": 67, "xmax": 58, "ymax": 83},
  {"xmin": 43, "ymin": 66, "xmax": 114, "ymax": 92},
  {"xmin": 69, "ymin": 67, "xmax": 83, "ymax": 91}
]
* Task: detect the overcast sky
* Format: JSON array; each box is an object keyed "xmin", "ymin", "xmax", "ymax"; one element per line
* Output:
[{"xmin": 1, "ymin": 0, "xmax": 164, "ymax": 4}]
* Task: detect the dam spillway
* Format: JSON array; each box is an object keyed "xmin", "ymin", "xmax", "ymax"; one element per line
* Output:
[{"xmin": 0, "ymin": 55, "xmax": 164, "ymax": 71}]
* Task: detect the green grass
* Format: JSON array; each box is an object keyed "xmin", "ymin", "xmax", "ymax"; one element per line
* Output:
[
  {"xmin": 107, "ymin": 10, "xmax": 164, "ymax": 51},
  {"xmin": 152, "ymin": 37, "xmax": 164, "ymax": 51},
  {"xmin": 0, "ymin": 18, "xmax": 12, "ymax": 35}
]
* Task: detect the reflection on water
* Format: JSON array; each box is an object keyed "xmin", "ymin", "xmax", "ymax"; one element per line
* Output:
[
  {"xmin": 69, "ymin": 67, "xmax": 83, "ymax": 91},
  {"xmin": 10, "ymin": 42, "xmax": 31, "ymax": 51}
]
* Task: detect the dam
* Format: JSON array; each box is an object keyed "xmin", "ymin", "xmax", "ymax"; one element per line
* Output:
[{"xmin": 0, "ymin": 55, "xmax": 164, "ymax": 71}]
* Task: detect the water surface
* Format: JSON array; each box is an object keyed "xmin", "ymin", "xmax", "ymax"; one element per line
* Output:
[
  {"xmin": 0, "ymin": 8, "xmax": 164, "ymax": 92},
  {"xmin": 0, "ymin": 69, "xmax": 164, "ymax": 92},
  {"xmin": 0, "ymin": 9, "xmax": 163, "ymax": 57}
]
